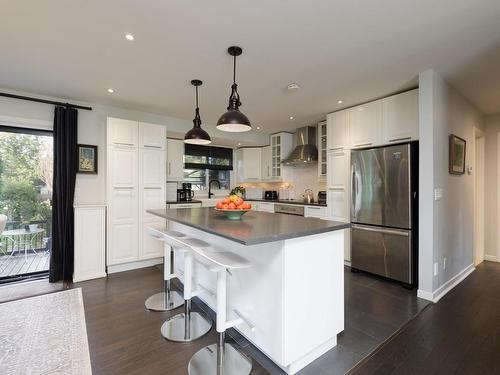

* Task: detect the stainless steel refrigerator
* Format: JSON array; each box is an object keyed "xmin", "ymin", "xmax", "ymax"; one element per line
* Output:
[{"xmin": 351, "ymin": 143, "xmax": 418, "ymax": 285}]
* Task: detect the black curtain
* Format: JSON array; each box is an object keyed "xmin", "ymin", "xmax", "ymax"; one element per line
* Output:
[{"xmin": 49, "ymin": 106, "xmax": 78, "ymax": 282}]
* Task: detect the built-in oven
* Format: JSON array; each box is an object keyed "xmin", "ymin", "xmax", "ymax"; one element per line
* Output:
[{"xmin": 274, "ymin": 203, "xmax": 304, "ymax": 216}]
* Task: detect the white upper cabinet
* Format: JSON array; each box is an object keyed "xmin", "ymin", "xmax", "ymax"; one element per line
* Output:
[
  {"xmin": 327, "ymin": 110, "xmax": 349, "ymax": 150},
  {"xmin": 349, "ymin": 100, "xmax": 382, "ymax": 148},
  {"xmin": 382, "ymin": 89, "xmax": 419, "ymax": 143},
  {"xmin": 139, "ymin": 122, "xmax": 166, "ymax": 149},
  {"xmin": 270, "ymin": 133, "xmax": 293, "ymax": 179},
  {"xmin": 167, "ymin": 139, "xmax": 185, "ymax": 181},
  {"xmin": 237, "ymin": 148, "xmax": 262, "ymax": 181},
  {"xmin": 107, "ymin": 117, "xmax": 139, "ymax": 146},
  {"xmin": 261, "ymin": 146, "xmax": 272, "ymax": 180},
  {"xmin": 327, "ymin": 150, "xmax": 348, "ymax": 190}
]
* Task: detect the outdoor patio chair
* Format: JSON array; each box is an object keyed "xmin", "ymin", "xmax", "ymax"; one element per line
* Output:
[{"xmin": 0, "ymin": 214, "xmax": 7, "ymax": 255}]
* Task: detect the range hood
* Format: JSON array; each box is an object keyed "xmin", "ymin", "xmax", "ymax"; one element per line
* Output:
[{"xmin": 281, "ymin": 126, "xmax": 318, "ymax": 166}]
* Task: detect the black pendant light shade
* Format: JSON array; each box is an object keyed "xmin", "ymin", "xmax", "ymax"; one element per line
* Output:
[
  {"xmin": 184, "ymin": 79, "xmax": 211, "ymax": 145},
  {"xmin": 216, "ymin": 46, "xmax": 251, "ymax": 132}
]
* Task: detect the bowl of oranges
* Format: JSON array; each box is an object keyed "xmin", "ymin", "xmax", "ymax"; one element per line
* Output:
[{"xmin": 214, "ymin": 195, "xmax": 252, "ymax": 220}]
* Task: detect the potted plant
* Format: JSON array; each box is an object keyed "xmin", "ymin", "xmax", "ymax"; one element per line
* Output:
[{"xmin": 230, "ymin": 186, "xmax": 246, "ymax": 199}]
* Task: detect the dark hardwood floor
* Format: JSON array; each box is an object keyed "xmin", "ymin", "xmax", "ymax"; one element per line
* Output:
[
  {"xmin": 76, "ymin": 266, "xmax": 428, "ymax": 375},
  {"xmin": 350, "ymin": 261, "xmax": 500, "ymax": 375}
]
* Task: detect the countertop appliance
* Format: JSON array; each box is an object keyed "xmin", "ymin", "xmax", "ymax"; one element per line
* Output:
[
  {"xmin": 177, "ymin": 183, "xmax": 194, "ymax": 202},
  {"xmin": 351, "ymin": 142, "xmax": 418, "ymax": 286},
  {"xmin": 264, "ymin": 190, "xmax": 278, "ymax": 200},
  {"xmin": 274, "ymin": 203, "xmax": 305, "ymax": 216},
  {"xmin": 317, "ymin": 191, "xmax": 327, "ymax": 205}
]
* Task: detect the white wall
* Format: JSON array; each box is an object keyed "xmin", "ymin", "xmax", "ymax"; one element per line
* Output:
[
  {"xmin": 418, "ymin": 70, "xmax": 484, "ymax": 300},
  {"xmin": 484, "ymin": 115, "xmax": 500, "ymax": 262},
  {"xmin": 0, "ymin": 88, "xmax": 269, "ymax": 205}
]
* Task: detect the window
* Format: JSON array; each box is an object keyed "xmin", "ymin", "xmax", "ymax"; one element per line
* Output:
[
  {"xmin": 0, "ymin": 126, "xmax": 53, "ymax": 283},
  {"xmin": 183, "ymin": 144, "xmax": 233, "ymax": 191}
]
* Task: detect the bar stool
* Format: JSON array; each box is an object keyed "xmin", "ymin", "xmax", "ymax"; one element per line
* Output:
[
  {"xmin": 161, "ymin": 237, "xmax": 213, "ymax": 342},
  {"xmin": 188, "ymin": 244, "xmax": 253, "ymax": 375},
  {"xmin": 144, "ymin": 227, "xmax": 185, "ymax": 312}
]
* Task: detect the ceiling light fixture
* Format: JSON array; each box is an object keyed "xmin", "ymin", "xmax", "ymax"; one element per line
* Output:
[
  {"xmin": 216, "ymin": 46, "xmax": 251, "ymax": 132},
  {"xmin": 125, "ymin": 33, "xmax": 135, "ymax": 41},
  {"xmin": 107, "ymin": 88, "xmax": 115, "ymax": 93},
  {"xmin": 289, "ymin": 116, "xmax": 294, "ymax": 120},
  {"xmin": 287, "ymin": 83, "xmax": 300, "ymax": 91},
  {"xmin": 256, "ymin": 126, "xmax": 261, "ymax": 130},
  {"xmin": 184, "ymin": 79, "xmax": 211, "ymax": 145},
  {"xmin": 337, "ymin": 100, "xmax": 343, "ymax": 104}
]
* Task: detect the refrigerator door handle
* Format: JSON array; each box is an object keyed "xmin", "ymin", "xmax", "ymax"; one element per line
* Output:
[
  {"xmin": 351, "ymin": 163, "xmax": 356, "ymax": 219},
  {"xmin": 352, "ymin": 224, "xmax": 409, "ymax": 237}
]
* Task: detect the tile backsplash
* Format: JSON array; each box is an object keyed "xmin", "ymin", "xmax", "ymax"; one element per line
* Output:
[{"xmin": 240, "ymin": 164, "xmax": 326, "ymax": 201}]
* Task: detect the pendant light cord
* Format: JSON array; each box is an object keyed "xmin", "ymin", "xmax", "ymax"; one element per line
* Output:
[
  {"xmin": 233, "ymin": 55, "xmax": 237, "ymax": 85},
  {"xmin": 195, "ymin": 85, "xmax": 199, "ymax": 108}
]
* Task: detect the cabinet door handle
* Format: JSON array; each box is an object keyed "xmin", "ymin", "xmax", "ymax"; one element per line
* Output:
[
  {"xmin": 114, "ymin": 142, "xmax": 134, "ymax": 146},
  {"xmin": 352, "ymin": 142, "xmax": 373, "ymax": 148},
  {"xmin": 307, "ymin": 206, "xmax": 321, "ymax": 210},
  {"xmin": 330, "ymin": 146, "xmax": 344, "ymax": 151},
  {"xmin": 143, "ymin": 145, "xmax": 162, "ymax": 149},
  {"xmin": 389, "ymin": 136, "xmax": 412, "ymax": 143},
  {"xmin": 168, "ymin": 162, "xmax": 171, "ymax": 175}
]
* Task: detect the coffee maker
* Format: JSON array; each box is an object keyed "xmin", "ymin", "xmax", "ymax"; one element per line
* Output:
[{"xmin": 177, "ymin": 183, "xmax": 194, "ymax": 201}]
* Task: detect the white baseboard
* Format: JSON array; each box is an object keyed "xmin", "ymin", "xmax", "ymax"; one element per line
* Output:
[
  {"xmin": 485, "ymin": 254, "xmax": 499, "ymax": 262},
  {"xmin": 107, "ymin": 258, "xmax": 163, "ymax": 274},
  {"xmin": 417, "ymin": 263, "xmax": 475, "ymax": 303},
  {"xmin": 73, "ymin": 272, "xmax": 107, "ymax": 283}
]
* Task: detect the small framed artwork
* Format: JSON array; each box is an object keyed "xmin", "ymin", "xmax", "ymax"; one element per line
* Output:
[
  {"xmin": 449, "ymin": 134, "xmax": 466, "ymax": 175},
  {"xmin": 78, "ymin": 144, "xmax": 98, "ymax": 174}
]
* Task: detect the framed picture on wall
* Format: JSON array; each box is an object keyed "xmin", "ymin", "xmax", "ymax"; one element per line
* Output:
[
  {"xmin": 77, "ymin": 144, "xmax": 98, "ymax": 174},
  {"xmin": 449, "ymin": 134, "xmax": 466, "ymax": 175}
]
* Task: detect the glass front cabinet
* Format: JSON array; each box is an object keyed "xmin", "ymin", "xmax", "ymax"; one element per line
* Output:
[
  {"xmin": 318, "ymin": 121, "xmax": 327, "ymax": 179},
  {"xmin": 270, "ymin": 132, "xmax": 293, "ymax": 180}
]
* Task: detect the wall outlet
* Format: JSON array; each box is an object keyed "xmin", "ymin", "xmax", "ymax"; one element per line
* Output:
[
  {"xmin": 443, "ymin": 257, "xmax": 447, "ymax": 270},
  {"xmin": 434, "ymin": 262, "xmax": 439, "ymax": 276}
]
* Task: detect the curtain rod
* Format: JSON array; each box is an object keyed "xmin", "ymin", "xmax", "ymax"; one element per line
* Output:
[{"xmin": 0, "ymin": 92, "xmax": 92, "ymax": 111}]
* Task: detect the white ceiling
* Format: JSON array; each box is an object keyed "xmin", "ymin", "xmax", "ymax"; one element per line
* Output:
[{"xmin": 1, "ymin": 0, "xmax": 500, "ymax": 134}]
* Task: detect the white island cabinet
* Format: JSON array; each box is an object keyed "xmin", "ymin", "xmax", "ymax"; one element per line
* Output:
[{"xmin": 148, "ymin": 208, "xmax": 347, "ymax": 374}]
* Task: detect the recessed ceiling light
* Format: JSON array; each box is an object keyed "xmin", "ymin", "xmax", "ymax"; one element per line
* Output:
[
  {"xmin": 238, "ymin": 142, "xmax": 242, "ymax": 146},
  {"xmin": 125, "ymin": 33, "xmax": 135, "ymax": 41},
  {"xmin": 337, "ymin": 100, "xmax": 343, "ymax": 104},
  {"xmin": 287, "ymin": 83, "xmax": 300, "ymax": 91},
  {"xmin": 289, "ymin": 116, "xmax": 294, "ymax": 120},
  {"xmin": 107, "ymin": 88, "xmax": 115, "ymax": 93},
  {"xmin": 256, "ymin": 126, "xmax": 261, "ymax": 130}
]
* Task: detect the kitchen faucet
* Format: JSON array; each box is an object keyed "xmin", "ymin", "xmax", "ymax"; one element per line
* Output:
[{"xmin": 208, "ymin": 179, "xmax": 221, "ymax": 198}]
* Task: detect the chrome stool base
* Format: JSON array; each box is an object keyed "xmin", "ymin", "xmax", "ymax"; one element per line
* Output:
[
  {"xmin": 188, "ymin": 343, "xmax": 252, "ymax": 375},
  {"xmin": 145, "ymin": 291, "xmax": 184, "ymax": 312},
  {"xmin": 161, "ymin": 309, "xmax": 212, "ymax": 342}
]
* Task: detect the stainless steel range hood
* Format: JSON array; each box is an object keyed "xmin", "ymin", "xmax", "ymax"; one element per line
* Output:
[{"xmin": 281, "ymin": 126, "xmax": 318, "ymax": 166}]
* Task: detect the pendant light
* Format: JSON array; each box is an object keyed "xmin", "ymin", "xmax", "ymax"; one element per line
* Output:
[
  {"xmin": 216, "ymin": 46, "xmax": 251, "ymax": 132},
  {"xmin": 184, "ymin": 79, "xmax": 211, "ymax": 145}
]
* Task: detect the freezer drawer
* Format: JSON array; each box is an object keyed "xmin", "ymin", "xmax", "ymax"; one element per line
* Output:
[{"xmin": 351, "ymin": 224, "xmax": 412, "ymax": 284}]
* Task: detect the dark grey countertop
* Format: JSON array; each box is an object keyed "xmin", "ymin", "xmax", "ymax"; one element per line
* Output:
[
  {"xmin": 147, "ymin": 207, "xmax": 350, "ymax": 245},
  {"xmin": 246, "ymin": 199, "xmax": 327, "ymax": 207}
]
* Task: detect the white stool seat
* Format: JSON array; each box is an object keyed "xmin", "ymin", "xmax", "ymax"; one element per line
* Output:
[
  {"xmin": 180, "ymin": 237, "xmax": 211, "ymax": 249},
  {"xmin": 193, "ymin": 247, "xmax": 251, "ymax": 270}
]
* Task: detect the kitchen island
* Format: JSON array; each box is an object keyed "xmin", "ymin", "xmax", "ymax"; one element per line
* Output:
[{"xmin": 147, "ymin": 207, "xmax": 349, "ymax": 374}]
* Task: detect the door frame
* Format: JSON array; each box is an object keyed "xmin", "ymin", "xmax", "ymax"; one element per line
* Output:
[{"xmin": 473, "ymin": 127, "xmax": 485, "ymax": 266}]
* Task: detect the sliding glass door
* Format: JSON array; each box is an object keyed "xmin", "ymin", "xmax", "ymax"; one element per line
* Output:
[{"xmin": 0, "ymin": 126, "xmax": 53, "ymax": 283}]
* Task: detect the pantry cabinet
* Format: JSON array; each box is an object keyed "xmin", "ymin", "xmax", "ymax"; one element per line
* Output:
[
  {"xmin": 261, "ymin": 146, "xmax": 272, "ymax": 180},
  {"xmin": 327, "ymin": 150, "xmax": 349, "ymax": 190},
  {"xmin": 106, "ymin": 117, "xmax": 166, "ymax": 268}
]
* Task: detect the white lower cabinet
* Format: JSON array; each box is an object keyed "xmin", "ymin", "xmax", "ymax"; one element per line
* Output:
[
  {"xmin": 328, "ymin": 190, "xmax": 348, "ymax": 222},
  {"xmin": 256, "ymin": 202, "xmax": 275, "ymax": 213},
  {"xmin": 304, "ymin": 206, "xmax": 329, "ymax": 219},
  {"xmin": 74, "ymin": 205, "xmax": 106, "ymax": 282},
  {"xmin": 108, "ymin": 189, "xmax": 138, "ymax": 265}
]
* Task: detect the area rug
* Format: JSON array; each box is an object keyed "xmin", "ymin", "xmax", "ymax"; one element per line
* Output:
[{"xmin": 0, "ymin": 288, "xmax": 92, "ymax": 374}]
